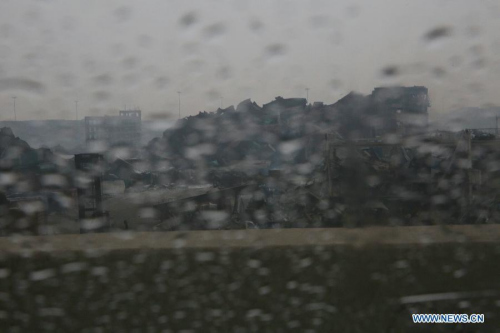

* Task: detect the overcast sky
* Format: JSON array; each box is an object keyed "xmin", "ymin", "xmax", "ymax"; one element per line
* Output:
[{"xmin": 1, "ymin": 0, "xmax": 500, "ymax": 121}]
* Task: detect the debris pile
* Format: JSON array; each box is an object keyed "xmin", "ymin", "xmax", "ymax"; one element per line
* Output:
[{"xmin": 6, "ymin": 85, "xmax": 500, "ymax": 233}]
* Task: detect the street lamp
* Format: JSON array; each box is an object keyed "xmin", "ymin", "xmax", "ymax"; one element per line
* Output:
[
  {"xmin": 12, "ymin": 96, "xmax": 16, "ymax": 121},
  {"xmin": 177, "ymin": 91, "xmax": 181, "ymax": 119}
]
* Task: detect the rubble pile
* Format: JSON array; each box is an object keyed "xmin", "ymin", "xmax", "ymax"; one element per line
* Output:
[
  {"xmin": 154, "ymin": 128, "xmax": 500, "ymax": 230},
  {"xmin": 6, "ymin": 85, "xmax": 500, "ymax": 233},
  {"xmin": 0, "ymin": 127, "xmax": 31, "ymax": 169},
  {"xmin": 148, "ymin": 87, "xmax": 429, "ymax": 173},
  {"xmin": 0, "ymin": 127, "xmax": 77, "ymax": 235}
]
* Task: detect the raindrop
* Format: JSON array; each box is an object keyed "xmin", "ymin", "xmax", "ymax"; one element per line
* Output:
[
  {"xmin": 449, "ymin": 55, "xmax": 462, "ymax": 68},
  {"xmin": 81, "ymin": 218, "xmax": 106, "ymax": 231},
  {"xmin": 247, "ymin": 259, "xmax": 261, "ymax": 268},
  {"xmin": 469, "ymin": 44, "xmax": 483, "ymax": 56},
  {"xmin": 472, "ymin": 58, "xmax": 486, "ymax": 70},
  {"xmin": 19, "ymin": 201, "xmax": 44, "ymax": 215},
  {"xmin": 23, "ymin": 53, "xmax": 38, "ymax": 65},
  {"xmin": 200, "ymin": 211, "xmax": 228, "ymax": 229},
  {"xmin": 122, "ymin": 57, "xmax": 138, "ymax": 70},
  {"xmin": 206, "ymin": 89, "xmax": 221, "ymax": 101},
  {"xmin": 110, "ymin": 43, "xmax": 125, "ymax": 55},
  {"xmin": 366, "ymin": 175, "xmax": 380, "ymax": 187},
  {"xmin": 394, "ymin": 260, "xmax": 409, "ymax": 269},
  {"xmin": 179, "ymin": 12, "xmax": 198, "ymax": 27},
  {"xmin": 41, "ymin": 174, "xmax": 67, "ymax": 187},
  {"xmin": 0, "ymin": 24, "xmax": 13, "ymax": 39},
  {"xmin": 195, "ymin": 252, "xmax": 215, "ymax": 262},
  {"xmin": 453, "ymin": 268, "xmax": 466, "ymax": 278},
  {"xmin": 345, "ymin": 5, "xmax": 360, "ymax": 18},
  {"xmin": 424, "ymin": 26, "xmax": 452, "ymax": 41},
  {"xmin": 265, "ymin": 43, "xmax": 287, "ymax": 57},
  {"xmin": 300, "ymin": 258, "xmax": 312, "ymax": 267},
  {"xmin": 0, "ymin": 172, "xmax": 16, "ymax": 186},
  {"xmin": 186, "ymin": 59, "xmax": 204, "ymax": 73},
  {"xmin": 87, "ymin": 140, "xmax": 109, "ymax": 153},
  {"xmin": 203, "ymin": 23, "xmax": 226, "ymax": 39},
  {"xmin": 0, "ymin": 269, "xmax": 10, "ymax": 279},
  {"xmin": 160, "ymin": 260, "xmax": 173, "ymax": 271},
  {"xmin": 246, "ymin": 309, "xmax": 262, "ymax": 318},
  {"xmin": 258, "ymin": 286, "xmax": 271, "ymax": 295},
  {"xmin": 183, "ymin": 42, "xmax": 200, "ymax": 56},
  {"xmin": 249, "ymin": 19, "xmax": 264, "ymax": 32},
  {"xmin": 39, "ymin": 308, "xmax": 64, "ymax": 317},
  {"xmin": 82, "ymin": 59, "xmax": 97, "ymax": 73},
  {"xmin": 137, "ymin": 34, "xmax": 152, "ymax": 48},
  {"xmin": 24, "ymin": 9, "xmax": 41, "ymax": 22},
  {"xmin": 0, "ymin": 78, "xmax": 45, "ymax": 94},
  {"xmin": 308, "ymin": 15, "xmax": 329, "ymax": 29},
  {"xmin": 431, "ymin": 195, "xmax": 447, "ymax": 205},
  {"xmin": 466, "ymin": 25, "xmax": 481, "ymax": 39},
  {"xmin": 381, "ymin": 66, "xmax": 399, "ymax": 77},
  {"xmin": 279, "ymin": 139, "xmax": 303, "ymax": 155},
  {"xmin": 30, "ymin": 269, "xmax": 55, "ymax": 281},
  {"xmin": 60, "ymin": 16, "xmax": 76, "ymax": 31},
  {"xmin": 330, "ymin": 31, "xmax": 343, "ymax": 45},
  {"xmin": 329, "ymin": 79, "xmax": 343, "ymax": 89},
  {"xmin": 432, "ymin": 67, "xmax": 446, "ymax": 78},
  {"xmin": 216, "ymin": 66, "xmax": 232, "ymax": 80},
  {"xmin": 56, "ymin": 73, "xmax": 75, "ymax": 87},
  {"xmin": 139, "ymin": 207, "xmax": 157, "ymax": 218},
  {"xmin": 61, "ymin": 262, "xmax": 87, "ymax": 274},
  {"xmin": 92, "ymin": 74, "xmax": 113, "ymax": 86},
  {"xmin": 93, "ymin": 91, "xmax": 111, "ymax": 101},
  {"xmin": 113, "ymin": 6, "xmax": 132, "ymax": 22},
  {"xmin": 91, "ymin": 267, "xmax": 108, "ymax": 276},
  {"xmin": 458, "ymin": 301, "xmax": 470, "ymax": 309},
  {"xmin": 154, "ymin": 76, "xmax": 169, "ymax": 89}
]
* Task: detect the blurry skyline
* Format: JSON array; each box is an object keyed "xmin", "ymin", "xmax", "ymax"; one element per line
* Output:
[{"xmin": 1, "ymin": 0, "xmax": 500, "ymax": 121}]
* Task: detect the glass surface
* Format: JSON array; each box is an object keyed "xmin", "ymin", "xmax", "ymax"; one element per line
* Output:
[{"xmin": 0, "ymin": 1, "xmax": 500, "ymax": 331}]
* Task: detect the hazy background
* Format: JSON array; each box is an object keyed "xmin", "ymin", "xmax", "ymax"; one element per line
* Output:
[{"xmin": 0, "ymin": 0, "xmax": 500, "ymax": 121}]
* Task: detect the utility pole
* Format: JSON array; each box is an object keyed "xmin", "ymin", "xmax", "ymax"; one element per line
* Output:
[
  {"xmin": 456, "ymin": 130, "xmax": 474, "ymax": 214},
  {"xmin": 496, "ymin": 115, "xmax": 499, "ymax": 137},
  {"xmin": 305, "ymin": 88, "xmax": 309, "ymax": 102},
  {"xmin": 75, "ymin": 100, "xmax": 78, "ymax": 120},
  {"xmin": 177, "ymin": 91, "xmax": 181, "ymax": 119},
  {"xmin": 12, "ymin": 96, "xmax": 16, "ymax": 121},
  {"xmin": 466, "ymin": 130, "xmax": 473, "ymax": 206}
]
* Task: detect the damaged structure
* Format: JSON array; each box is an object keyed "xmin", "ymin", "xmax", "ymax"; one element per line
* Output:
[
  {"xmin": 75, "ymin": 153, "xmax": 108, "ymax": 232},
  {"xmin": 370, "ymin": 86, "xmax": 430, "ymax": 135},
  {"xmin": 85, "ymin": 109, "xmax": 142, "ymax": 147},
  {"xmin": 7, "ymin": 84, "xmax": 500, "ymax": 234},
  {"xmin": 139, "ymin": 85, "xmax": 500, "ymax": 229}
]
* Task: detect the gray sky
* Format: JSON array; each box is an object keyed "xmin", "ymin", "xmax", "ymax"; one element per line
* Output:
[{"xmin": 1, "ymin": 0, "xmax": 500, "ymax": 121}]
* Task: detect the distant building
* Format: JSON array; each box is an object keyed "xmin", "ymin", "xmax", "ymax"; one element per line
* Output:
[
  {"xmin": 371, "ymin": 86, "xmax": 430, "ymax": 135},
  {"xmin": 303, "ymin": 86, "xmax": 430, "ymax": 139},
  {"xmin": 85, "ymin": 110, "xmax": 142, "ymax": 146},
  {"xmin": 261, "ymin": 97, "xmax": 308, "ymax": 138}
]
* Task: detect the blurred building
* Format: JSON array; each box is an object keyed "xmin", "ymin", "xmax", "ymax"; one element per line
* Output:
[
  {"xmin": 85, "ymin": 110, "xmax": 142, "ymax": 147},
  {"xmin": 371, "ymin": 86, "xmax": 430, "ymax": 135}
]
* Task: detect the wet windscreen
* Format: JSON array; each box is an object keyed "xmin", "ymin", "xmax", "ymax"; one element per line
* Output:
[{"xmin": 1, "ymin": 1, "xmax": 500, "ymax": 332}]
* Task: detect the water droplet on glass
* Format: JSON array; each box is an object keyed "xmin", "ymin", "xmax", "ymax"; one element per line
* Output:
[
  {"xmin": 113, "ymin": 6, "xmax": 132, "ymax": 22},
  {"xmin": 179, "ymin": 12, "xmax": 198, "ymax": 28},
  {"xmin": 203, "ymin": 23, "xmax": 226, "ymax": 39},
  {"xmin": 381, "ymin": 66, "xmax": 399, "ymax": 77},
  {"xmin": 265, "ymin": 43, "xmax": 287, "ymax": 58},
  {"xmin": 424, "ymin": 26, "xmax": 452, "ymax": 41}
]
